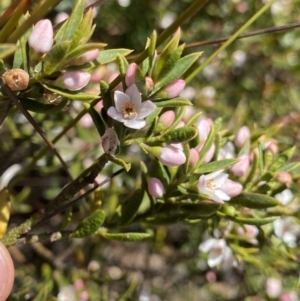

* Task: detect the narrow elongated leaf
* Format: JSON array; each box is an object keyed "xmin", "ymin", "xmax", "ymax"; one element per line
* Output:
[
  {"xmin": 147, "ymin": 127, "xmax": 197, "ymax": 144},
  {"xmin": 278, "ymin": 162, "xmax": 300, "ymax": 172},
  {"xmin": 70, "ymin": 209, "xmax": 105, "ymax": 238},
  {"xmin": 109, "ymin": 156, "xmax": 131, "ymax": 172},
  {"xmin": 100, "ymin": 232, "xmax": 151, "ymax": 241},
  {"xmin": 194, "ymin": 158, "xmax": 239, "ymax": 174},
  {"xmin": 0, "ymin": 44, "xmax": 17, "ymax": 60},
  {"xmin": 88, "ymin": 106, "xmax": 106, "ymax": 137},
  {"xmin": 40, "ymin": 83, "xmax": 99, "ymax": 101},
  {"xmin": 269, "ymin": 147, "xmax": 295, "ymax": 172},
  {"xmin": 65, "ymin": 43, "xmax": 107, "ymax": 63},
  {"xmin": 153, "ymin": 42, "xmax": 184, "ymax": 82},
  {"xmin": 119, "ymin": 189, "xmax": 144, "ymax": 225},
  {"xmin": 96, "ymin": 49, "xmax": 133, "ymax": 64},
  {"xmin": 43, "ymin": 40, "xmax": 71, "ymax": 75},
  {"xmin": 62, "ymin": 0, "xmax": 85, "ymax": 41},
  {"xmin": 70, "ymin": 7, "xmax": 94, "ymax": 47},
  {"xmin": 21, "ymin": 98, "xmax": 68, "ymax": 114},
  {"xmin": 196, "ymin": 126, "xmax": 215, "ymax": 167},
  {"xmin": 153, "ymin": 97, "xmax": 192, "ymax": 107},
  {"xmin": 181, "ymin": 202, "xmax": 221, "ymax": 217},
  {"xmin": 229, "ymin": 193, "xmax": 280, "ymax": 209},
  {"xmin": 234, "ymin": 215, "xmax": 278, "ymax": 226},
  {"xmin": 151, "ymin": 52, "xmax": 202, "ymax": 95}
]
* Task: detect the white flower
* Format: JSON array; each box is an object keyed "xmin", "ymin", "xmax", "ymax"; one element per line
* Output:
[
  {"xmin": 199, "ymin": 238, "xmax": 234, "ymax": 268},
  {"xmin": 273, "ymin": 217, "xmax": 300, "ymax": 248},
  {"xmin": 197, "ymin": 170, "xmax": 231, "ymax": 203},
  {"xmin": 107, "ymin": 84, "xmax": 156, "ymax": 129},
  {"xmin": 275, "ymin": 189, "xmax": 293, "ymax": 205}
]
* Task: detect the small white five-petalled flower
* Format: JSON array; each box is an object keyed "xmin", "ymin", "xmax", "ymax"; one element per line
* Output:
[
  {"xmin": 107, "ymin": 84, "xmax": 156, "ymax": 129},
  {"xmin": 197, "ymin": 170, "xmax": 231, "ymax": 203}
]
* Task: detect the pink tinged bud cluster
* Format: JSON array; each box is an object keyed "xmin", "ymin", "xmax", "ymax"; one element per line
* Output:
[
  {"xmin": 198, "ymin": 170, "xmax": 242, "ymax": 203},
  {"xmin": 29, "ymin": 19, "xmax": 53, "ymax": 53},
  {"xmin": 158, "ymin": 145, "xmax": 186, "ymax": 167},
  {"xmin": 235, "ymin": 126, "xmax": 251, "ymax": 148},
  {"xmin": 107, "ymin": 84, "xmax": 156, "ymax": 129},
  {"xmin": 101, "ymin": 128, "xmax": 120, "ymax": 155},
  {"xmin": 148, "ymin": 178, "xmax": 165, "ymax": 198},
  {"xmin": 164, "ymin": 79, "xmax": 186, "ymax": 98},
  {"xmin": 237, "ymin": 224, "xmax": 259, "ymax": 245},
  {"xmin": 62, "ymin": 70, "xmax": 91, "ymax": 91}
]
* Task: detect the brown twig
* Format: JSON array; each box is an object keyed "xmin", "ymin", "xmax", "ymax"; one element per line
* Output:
[{"xmin": 0, "ymin": 78, "xmax": 73, "ymax": 179}]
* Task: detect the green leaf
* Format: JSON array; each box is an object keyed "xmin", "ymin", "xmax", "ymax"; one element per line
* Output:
[
  {"xmin": 269, "ymin": 147, "xmax": 295, "ymax": 172},
  {"xmin": 70, "ymin": 209, "xmax": 105, "ymax": 238},
  {"xmin": 196, "ymin": 126, "xmax": 215, "ymax": 167},
  {"xmin": 229, "ymin": 193, "xmax": 280, "ymax": 209},
  {"xmin": 119, "ymin": 188, "xmax": 144, "ymax": 225},
  {"xmin": 233, "ymin": 215, "xmax": 279, "ymax": 226},
  {"xmin": 278, "ymin": 162, "xmax": 300, "ymax": 172},
  {"xmin": 71, "ymin": 7, "xmax": 94, "ymax": 46},
  {"xmin": 109, "ymin": 156, "xmax": 131, "ymax": 172},
  {"xmin": 88, "ymin": 106, "xmax": 106, "ymax": 137},
  {"xmin": 65, "ymin": 43, "xmax": 107, "ymax": 63},
  {"xmin": 40, "ymin": 83, "xmax": 99, "ymax": 101},
  {"xmin": 43, "ymin": 40, "xmax": 71, "ymax": 75},
  {"xmin": 100, "ymin": 232, "xmax": 152, "ymax": 241},
  {"xmin": 20, "ymin": 98, "xmax": 68, "ymax": 114},
  {"xmin": 194, "ymin": 158, "xmax": 239, "ymax": 174},
  {"xmin": 61, "ymin": 0, "xmax": 85, "ymax": 42},
  {"xmin": 181, "ymin": 202, "xmax": 222, "ymax": 217},
  {"xmin": 100, "ymin": 80, "xmax": 113, "ymax": 110},
  {"xmin": 153, "ymin": 97, "xmax": 192, "ymax": 107},
  {"xmin": 0, "ymin": 44, "xmax": 17, "ymax": 60},
  {"xmin": 148, "ymin": 31, "xmax": 157, "ymax": 76},
  {"xmin": 96, "ymin": 49, "xmax": 133, "ymax": 64},
  {"xmin": 135, "ymin": 67, "xmax": 147, "ymax": 96},
  {"xmin": 151, "ymin": 52, "xmax": 202, "ymax": 95},
  {"xmin": 147, "ymin": 127, "xmax": 197, "ymax": 144},
  {"xmin": 117, "ymin": 55, "xmax": 128, "ymax": 76}
]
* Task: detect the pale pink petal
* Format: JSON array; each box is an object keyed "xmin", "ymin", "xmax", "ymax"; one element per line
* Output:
[
  {"xmin": 125, "ymin": 84, "xmax": 141, "ymax": 106},
  {"xmin": 114, "ymin": 91, "xmax": 130, "ymax": 111},
  {"xmin": 137, "ymin": 101, "xmax": 156, "ymax": 118},
  {"xmin": 124, "ymin": 119, "xmax": 146, "ymax": 129},
  {"xmin": 107, "ymin": 107, "xmax": 125, "ymax": 122}
]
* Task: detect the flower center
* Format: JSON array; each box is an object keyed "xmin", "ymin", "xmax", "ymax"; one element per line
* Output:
[
  {"xmin": 206, "ymin": 179, "xmax": 216, "ymax": 191},
  {"xmin": 121, "ymin": 102, "xmax": 138, "ymax": 120}
]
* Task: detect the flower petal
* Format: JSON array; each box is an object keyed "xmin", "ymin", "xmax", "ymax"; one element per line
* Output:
[
  {"xmin": 125, "ymin": 84, "xmax": 141, "ymax": 107},
  {"xmin": 124, "ymin": 119, "xmax": 146, "ymax": 129},
  {"xmin": 114, "ymin": 91, "xmax": 130, "ymax": 112},
  {"xmin": 107, "ymin": 106, "xmax": 125, "ymax": 122},
  {"xmin": 199, "ymin": 238, "xmax": 217, "ymax": 252},
  {"xmin": 137, "ymin": 100, "xmax": 156, "ymax": 118}
]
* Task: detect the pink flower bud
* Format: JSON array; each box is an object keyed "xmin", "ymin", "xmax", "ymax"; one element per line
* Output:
[
  {"xmin": 231, "ymin": 154, "xmax": 250, "ymax": 177},
  {"xmin": 125, "ymin": 63, "xmax": 139, "ymax": 87},
  {"xmin": 145, "ymin": 76, "xmax": 154, "ymax": 90},
  {"xmin": 189, "ymin": 148, "xmax": 199, "ymax": 167},
  {"xmin": 280, "ymin": 292, "xmax": 298, "ymax": 301},
  {"xmin": 158, "ymin": 145, "xmax": 186, "ymax": 167},
  {"xmin": 73, "ymin": 279, "xmax": 84, "ymax": 290},
  {"xmin": 148, "ymin": 177, "xmax": 165, "ymax": 198},
  {"xmin": 277, "ymin": 171, "xmax": 292, "ymax": 186},
  {"xmin": 62, "ymin": 70, "xmax": 91, "ymax": 91},
  {"xmin": 101, "ymin": 128, "xmax": 120, "ymax": 155},
  {"xmin": 158, "ymin": 110, "xmax": 175, "ymax": 128},
  {"xmin": 72, "ymin": 49, "xmax": 100, "ymax": 65},
  {"xmin": 0, "ymin": 242, "xmax": 14, "ymax": 301},
  {"xmin": 197, "ymin": 118, "xmax": 213, "ymax": 142},
  {"xmin": 222, "ymin": 179, "xmax": 243, "ymax": 197},
  {"xmin": 265, "ymin": 278, "xmax": 282, "ymax": 299},
  {"xmin": 164, "ymin": 79, "xmax": 186, "ymax": 98},
  {"xmin": 234, "ymin": 126, "xmax": 250, "ymax": 148},
  {"xmin": 266, "ymin": 141, "xmax": 278, "ymax": 154},
  {"xmin": 29, "ymin": 19, "xmax": 53, "ymax": 53},
  {"xmin": 79, "ymin": 291, "xmax": 89, "ymax": 301}
]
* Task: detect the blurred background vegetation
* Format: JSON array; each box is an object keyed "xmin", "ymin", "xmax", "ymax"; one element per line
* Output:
[{"xmin": 1, "ymin": 0, "xmax": 300, "ymax": 300}]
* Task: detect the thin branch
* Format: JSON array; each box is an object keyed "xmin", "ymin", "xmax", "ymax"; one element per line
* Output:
[
  {"xmin": 0, "ymin": 78, "xmax": 73, "ymax": 179},
  {"xmin": 184, "ymin": 22, "xmax": 300, "ymax": 49}
]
